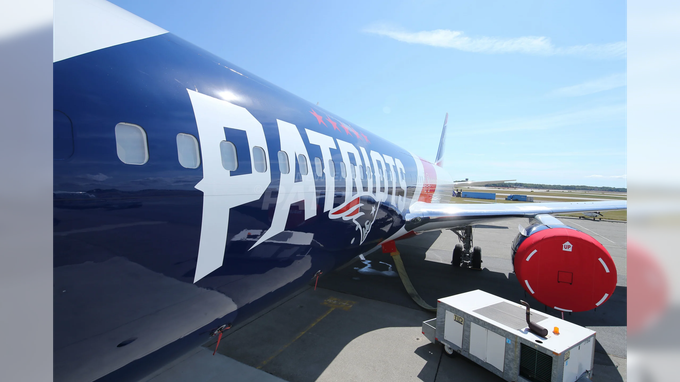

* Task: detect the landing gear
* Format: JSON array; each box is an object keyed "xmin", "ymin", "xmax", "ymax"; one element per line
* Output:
[
  {"xmin": 450, "ymin": 226, "xmax": 483, "ymax": 270},
  {"xmin": 471, "ymin": 246, "xmax": 482, "ymax": 270},
  {"xmin": 452, "ymin": 244, "xmax": 463, "ymax": 267}
]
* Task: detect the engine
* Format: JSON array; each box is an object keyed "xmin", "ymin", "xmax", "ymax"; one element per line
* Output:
[{"xmin": 511, "ymin": 215, "xmax": 617, "ymax": 312}]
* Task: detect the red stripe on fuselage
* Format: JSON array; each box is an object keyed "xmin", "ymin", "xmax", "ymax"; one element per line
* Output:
[
  {"xmin": 331, "ymin": 198, "xmax": 360, "ymax": 215},
  {"xmin": 418, "ymin": 159, "xmax": 438, "ymax": 203}
]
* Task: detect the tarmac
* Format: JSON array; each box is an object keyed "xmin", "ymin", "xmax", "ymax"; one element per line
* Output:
[{"xmin": 140, "ymin": 217, "xmax": 627, "ymax": 382}]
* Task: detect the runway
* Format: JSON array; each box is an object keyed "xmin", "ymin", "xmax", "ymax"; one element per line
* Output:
[{"xmin": 140, "ymin": 217, "xmax": 627, "ymax": 382}]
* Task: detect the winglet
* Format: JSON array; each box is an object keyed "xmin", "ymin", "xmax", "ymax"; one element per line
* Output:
[{"xmin": 435, "ymin": 113, "xmax": 448, "ymax": 167}]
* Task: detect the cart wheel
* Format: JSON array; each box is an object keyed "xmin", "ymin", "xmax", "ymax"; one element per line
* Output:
[
  {"xmin": 452, "ymin": 244, "xmax": 463, "ymax": 267},
  {"xmin": 443, "ymin": 344, "xmax": 455, "ymax": 357}
]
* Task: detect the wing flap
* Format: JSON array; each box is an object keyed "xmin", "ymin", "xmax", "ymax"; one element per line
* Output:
[{"xmin": 405, "ymin": 200, "xmax": 626, "ymax": 232}]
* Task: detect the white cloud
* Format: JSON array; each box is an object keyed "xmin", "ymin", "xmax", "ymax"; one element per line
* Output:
[
  {"xmin": 550, "ymin": 73, "xmax": 627, "ymax": 97},
  {"xmin": 364, "ymin": 26, "xmax": 626, "ymax": 59}
]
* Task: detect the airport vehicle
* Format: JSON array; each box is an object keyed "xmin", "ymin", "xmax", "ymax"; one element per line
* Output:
[
  {"xmin": 53, "ymin": 1, "xmax": 626, "ymax": 380},
  {"xmin": 461, "ymin": 191, "xmax": 496, "ymax": 200},
  {"xmin": 506, "ymin": 194, "xmax": 534, "ymax": 202},
  {"xmin": 422, "ymin": 290, "xmax": 596, "ymax": 382}
]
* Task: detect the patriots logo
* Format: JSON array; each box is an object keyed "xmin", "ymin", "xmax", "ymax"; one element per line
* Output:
[{"xmin": 329, "ymin": 193, "xmax": 381, "ymax": 245}]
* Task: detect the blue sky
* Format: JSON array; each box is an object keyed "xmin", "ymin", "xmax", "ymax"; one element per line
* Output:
[
  {"xmin": 110, "ymin": 0, "xmax": 627, "ymax": 188},
  {"xmin": 627, "ymin": 1, "xmax": 680, "ymax": 190}
]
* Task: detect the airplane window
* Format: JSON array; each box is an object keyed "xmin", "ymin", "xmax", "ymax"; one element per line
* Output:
[
  {"xmin": 219, "ymin": 141, "xmax": 238, "ymax": 171},
  {"xmin": 387, "ymin": 168, "xmax": 392, "ymax": 181},
  {"xmin": 298, "ymin": 154, "xmax": 308, "ymax": 175},
  {"xmin": 340, "ymin": 162, "xmax": 347, "ymax": 178},
  {"xmin": 358, "ymin": 165, "xmax": 364, "ymax": 180},
  {"xmin": 115, "ymin": 123, "xmax": 149, "ymax": 165},
  {"xmin": 278, "ymin": 151, "xmax": 290, "ymax": 174},
  {"xmin": 176, "ymin": 133, "xmax": 200, "ymax": 169},
  {"xmin": 328, "ymin": 159, "xmax": 336, "ymax": 177},
  {"xmin": 253, "ymin": 146, "xmax": 267, "ymax": 173},
  {"xmin": 367, "ymin": 167, "xmax": 372, "ymax": 179},
  {"xmin": 314, "ymin": 157, "xmax": 323, "ymax": 177},
  {"xmin": 351, "ymin": 165, "xmax": 356, "ymax": 179}
]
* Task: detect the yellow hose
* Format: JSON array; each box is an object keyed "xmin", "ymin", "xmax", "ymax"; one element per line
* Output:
[{"xmin": 389, "ymin": 250, "xmax": 437, "ymax": 312}]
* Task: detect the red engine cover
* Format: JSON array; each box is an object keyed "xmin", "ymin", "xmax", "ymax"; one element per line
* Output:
[{"xmin": 514, "ymin": 228, "xmax": 617, "ymax": 312}]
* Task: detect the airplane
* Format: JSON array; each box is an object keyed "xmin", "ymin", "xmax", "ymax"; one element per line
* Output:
[
  {"xmin": 579, "ymin": 211, "xmax": 604, "ymax": 221},
  {"xmin": 52, "ymin": 0, "xmax": 626, "ymax": 381}
]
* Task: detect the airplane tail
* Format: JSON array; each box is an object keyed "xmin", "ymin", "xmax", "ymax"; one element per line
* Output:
[{"xmin": 434, "ymin": 113, "xmax": 448, "ymax": 167}]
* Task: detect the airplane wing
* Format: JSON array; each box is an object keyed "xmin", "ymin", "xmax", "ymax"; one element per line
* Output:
[
  {"xmin": 452, "ymin": 179, "xmax": 516, "ymax": 187},
  {"xmin": 404, "ymin": 200, "xmax": 626, "ymax": 232}
]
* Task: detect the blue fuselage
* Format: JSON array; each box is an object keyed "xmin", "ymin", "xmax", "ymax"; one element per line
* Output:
[{"xmin": 54, "ymin": 33, "xmax": 449, "ymax": 381}]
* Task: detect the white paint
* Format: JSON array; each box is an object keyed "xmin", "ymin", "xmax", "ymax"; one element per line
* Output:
[
  {"xmin": 382, "ymin": 154, "xmax": 397, "ymax": 206},
  {"xmin": 444, "ymin": 311, "xmax": 463, "ymax": 348},
  {"xmin": 253, "ymin": 120, "xmax": 316, "ymax": 248},
  {"xmin": 394, "ymin": 158, "xmax": 407, "ymax": 211},
  {"xmin": 595, "ymin": 293, "xmax": 609, "ymax": 306},
  {"xmin": 188, "ymin": 90, "xmax": 271, "ymax": 282},
  {"xmin": 359, "ymin": 147, "xmax": 373, "ymax": 195},
  {"xmin": 554, "ymin": 306, "xmax": 573, "ymax": 312},
  {"xmin": 562, "ymin": 335, "xmax": 595, "ymax": 382},
  {"xmin": 525, "ymin": 280, "xmax": 535, "ymax": 294},
  {"xmin": 562, "ymin": 241, "xmax": 573, "ymax": 252},
  {"xmin": 598, "ymin": 257, "xmax": 610, "ymax": 273},
  {"xmin": 305, "ymin": 129, "xmax": 337, "ymax": 212},
  {"xmin": 469, "ymin": 322, "xmax": 487, "ymax": 363},
  {"xmin": 526, "ymin": 249, "xmax": 538, "ymax": 261},
  {"xmin": 337, "ymin": 139, "xmax": 363, "ymax": 204},
  {"xmin": 370, "ymin": 150, "xmax": 388, "ymax": 202},
  {"xmin": 54, "ymin": 0, "xmax": 167, "ymax": 62},
  {"xmin": 486, "ymin": 330, "xmax": 506, "ymax": 372}
]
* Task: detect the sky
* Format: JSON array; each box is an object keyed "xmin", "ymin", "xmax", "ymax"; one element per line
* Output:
[
  {"xmin": 627, "ymin": 2, "xmax": 680, "ymax": 190},
  {"xmin": 109, "ymin": 0, "xmax": 627, "ymax": 188}
]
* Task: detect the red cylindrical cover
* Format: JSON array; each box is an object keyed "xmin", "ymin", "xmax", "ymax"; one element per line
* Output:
[{"xmin": 514, "ymin": 228, "xmax": 617, "ymax": 312}]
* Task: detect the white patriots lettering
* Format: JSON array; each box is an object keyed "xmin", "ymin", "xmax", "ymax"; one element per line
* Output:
[
  {"xmin": 187, "ymin": 90, "xmax": 271, "ymax": 282},
  {"xmin": 189, "ymin": 91, "xmax": 410, "ymax": 282}
]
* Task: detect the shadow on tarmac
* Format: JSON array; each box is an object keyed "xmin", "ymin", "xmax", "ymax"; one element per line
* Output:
[{"xmin": 209, "ymin": 228, "xmax": 626, "ymax": 382}]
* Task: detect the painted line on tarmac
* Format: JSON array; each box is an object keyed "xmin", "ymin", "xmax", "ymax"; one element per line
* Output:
[
  {"xmin": 569, "ymin": 221, "xmax": 616, "ymax": 244},
  {"xmin": 257, "ymin": 297, "xmax": 355, "ymax": 369}
]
